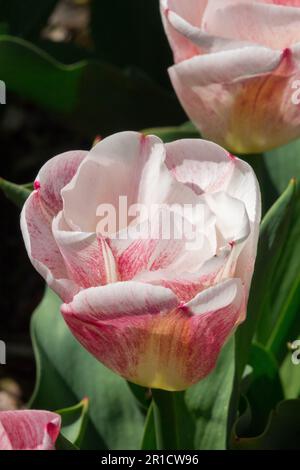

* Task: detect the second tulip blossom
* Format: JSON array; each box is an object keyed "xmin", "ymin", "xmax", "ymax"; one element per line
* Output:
[
  {"xmin": 21, "ymin": 132, "xmax": 261, "ymax": 391},
  {"xmin": 161, "ymin": 0, "xmax": 300, "ymax": 154}
]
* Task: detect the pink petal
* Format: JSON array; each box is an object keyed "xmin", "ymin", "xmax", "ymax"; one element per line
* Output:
[
  {"xmin": 21, "ymin": 191, "xmax": 79, "ymax": 302},
  {"xmin": 108, "ymin": 205, "xmax": 215, "ymax": 281},
  {"xmin": 180, "ymin": 278, "xmax": 244, "ymax": 385},
  {"xmin": 35, "ymin": 150, "xmax": 87, "ymax": 216},
  {"xmin": 169, "ymin": 46, "xmax": 300, "ymax": 153},
  {"xmin": 52, "ymin": 212, "xmax": 118, "ymax": 288},
  {"xmin": 133, "ymin": 251, "xmax": 231, "ymax": 302},
  {"xmin": 203, "ymin": 0, "xmax": 300, "ymax": 49},
  {"xmin": 166, "ymin": 8, "xmax": 251, "ymax": 56},
  {"xmin": 20, "ymin": 151, "xmax": 87, "ymax": 301},
  {"xmin": 61, "ymin": 132, "xmax": 198, "ymax": 233},
  {"xmin": 0, "ymin": 410, "xmax": 61, "ymax": 450},
  {"xmin": 262, "ymin": 1, "xmax": 300, "ymax": 5},
  {"xmin": 165, "ymin": 139, "xmax": 236, "ymax": 195},
  {"xmin": 165, "ymin": 139, "xmax": 260, "ymax": 232},
  {"xmin": 166, "ymin": 138, "xmax": 261, "ymax": 295},
  {"xmin": 61, "ymin": 282, "xmax": 179, "ymax": 385},
  {"xmin": 61, "ymin": 279, "xmax": 244, "ymax": 391},
  {"xmin": 160, "ymin": 0, "xmax": 208, "ymax": 61},
  {"xmin": 205, "ymin": 192, "xmax": 250, "ymax": 245}
]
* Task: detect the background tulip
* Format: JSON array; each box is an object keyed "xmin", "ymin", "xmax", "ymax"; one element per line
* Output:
[
  {"xmin": 160, "ymin": 0, "xmax": 300, "ymax": 153},
  {"xmin": 21, "ymin": 132, "xmax": 261, "ymax": 391},
  {"xmin": 0, "ymin": 410, "xmax": 61, "ymax": 450}
]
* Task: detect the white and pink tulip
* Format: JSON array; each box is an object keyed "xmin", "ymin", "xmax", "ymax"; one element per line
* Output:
[
  {"xmin": 160, "ymin": 0, "xmax": 300, "ymax": 153},
  {"xmin": 21, "ymin": 132, "xmax": 261, "ymax": 391}
]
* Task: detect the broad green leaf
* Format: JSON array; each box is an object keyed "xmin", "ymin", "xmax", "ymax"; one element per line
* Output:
[
  {"xmin": 140, "ymin": 403, "xmax": 157, "ymax": 451},
  {"xmin": 265, "ymin": 138, "xmax": 300, "ymax": 194},
  {"xmin": 0, "ymin": 36, "xmax": 183, "ymax": 137},
  {"xmin": 30, "ymin": 288, "xmax": 145, "ymax": 450},
  {"xmin": 259, "ymin": 193, "xmax": 300, "ymax": 363},
  {"xmin": 227, "ymin": 182, "xmax": 298, "ymax": 436},
  {"xmin": 185, "ymin": 337, "xmax": 235, "ymax": 450},
  {"xmin": 127, "ymin": 382, "xmax": 150, "ymax": 412},
  {"xmin": 240, "ymin": 344, "xmax": 283, "ymax": 436},
  {"xmin": 0, "ymin": 177, "xmax": 31, "ymax": 207},
  {"xmin": 232, "ymin": 400, "xmax": 300, "ymax": 449},
  {"xmin": 261, "ymin": 141, "xmax": 300, "ymax": 362},
  {"xmin": 267, "ymin": 266, "xmax": 300, "ymax": 361},
  {"xmin": 55, "ymin": 433, "xmax": 78, "ymax": 451},
  {"xmin": 0, "ymin": 0, "xmax": 59, "ymax": 38},
  {"xmin": 235, "ymin": 180, "xmax": 297, "ymax": 381},
  {"xmin": 56, "ymin": 398, "xmax": 89, "ymax": 448}
]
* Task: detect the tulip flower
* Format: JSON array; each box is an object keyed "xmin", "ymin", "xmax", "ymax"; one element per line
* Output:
[
  {"xmin": 0, "ymin": 410, "xmax": 61, "ymax": 450},
  {"xmin": 160, "ymin": 0, "xmax": 300, "ymax": 154},
  {"xmin": 21, "ymin": 132, "xmax": 261, "ymax": 391}
]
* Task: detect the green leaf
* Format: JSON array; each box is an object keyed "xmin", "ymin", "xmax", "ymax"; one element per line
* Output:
[
  {"xmin": 55, "ymin": 433, "xmax": 79, "ymax": 451},
  {"xmin": 235, "ymin": 179, "xmax": 297, "ymax": 381},
  {"xmin": 260, "ymin": 141, "xmax": 300, "ymax": 364},
  {"xmin": 127, "ymin": 382, "xmax": 150, "ymax": 412},
  {"xmin": 56, "ymin": 398, "xmax": 89, "ymax": 448},
  {"xmin": 265, "ymin": 138, "xmax": 300, "ymax": 194},
  {"xmin": 257, "ymin": 191, "xmax": 300, "ymax": 365},
  {"xmin": 232, "ymin": 400, "xmax": 300, "ymax": 449},
  {"xmin": 140, "ymin": 403, "xmax": 157, "ymax": 451},
  {"xmin": 185, "ymin": 337, "xmax": 235, "ymax": 450},
  {"xmin": 30, "ymin": 288, "xmax": 145, "ymax": 450},
  {"xmin": 0, "ymin": 177, "xmax": 31, "ymax": 207},
  {"xmin": 240, "ymin": 344, "xmax": 284, "ymax": 436},
  {"xmin": 0, "ymin": 0, "xmax": 59, "ymax": 38},
  {"xmin": 0, "ymin": 36, "xmax": 183, "ymax": 137},
  {"xmin": 151, "ymin": 390, "xmax": 195, "ymax": 450}
]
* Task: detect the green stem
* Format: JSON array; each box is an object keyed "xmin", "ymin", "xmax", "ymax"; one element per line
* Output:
[{"xmin": 151, "ymin": 389, "xmax": 179, "ymax": 450}]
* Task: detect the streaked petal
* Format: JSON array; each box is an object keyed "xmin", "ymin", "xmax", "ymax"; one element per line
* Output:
[
  {"xmin": 203, "ymin": 0, "xmax": 300, "ymax": 49},
  {"xmin": 35, "ymin": 150, "xmax": 87, "ymax": 216},
  {"xmin": 169, "ymin": 46, "xmax": 300, "ymax": 153},
  {"xmin": 165, "ymin": 138, "xmax": 261, "ymax": 291},
  {"xmin": 108, "ymin": 205, "xmax": 216, "ymax": 280},
  {"xmin": 52, "ymin": 212, "xmax": 119, "ymax": 288},
  {"xmin": 61, "ymin": 279, "xmax": 244, "ymax": 391},
  {"xmin": 21, "ymin": 191, "xmax": 79, "ymax": 302},
  {"xmin": 62, "ymin": 132, "xmax": 198, "ymax": 233},
  {"xmin": 166, "ymin": 8, "xmax": 251, "ymax": 55},
  {"xmin": 133, "ymin": 251, "xmax": 231, "ymax": 302},
  {"xmin": 0, "ymin": 410, "xmax": 61, "ymax": 450},
  {"xmin": 20, "ymin": 150, "xmax": 86, "ymax": 301},
  {"xmin": 160, "ymin": 0, "xmax": 208, "ymax": 61},
  {"xmin": 165, "ymin": 139, "xmax": 236, "ymax": 195},
  {"xmin": 61, "ymin": 282, "xmax": 179, "ymax": 386}
]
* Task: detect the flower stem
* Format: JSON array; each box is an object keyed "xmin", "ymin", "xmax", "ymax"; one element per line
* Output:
[{"xmin": 151, "ymin": 389, "xmax": 179, "ymax": 450}]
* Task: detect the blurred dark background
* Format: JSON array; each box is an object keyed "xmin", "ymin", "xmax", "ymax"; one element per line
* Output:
[{"xmin": 0, "ymin": 0, "xmax": 185, "ymax": 410}]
